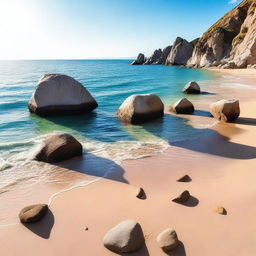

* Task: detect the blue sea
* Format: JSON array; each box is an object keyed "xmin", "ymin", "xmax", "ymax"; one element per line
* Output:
[{"xmin": 0, "ymin": 59, "xmax": 248, "ymax": 202}]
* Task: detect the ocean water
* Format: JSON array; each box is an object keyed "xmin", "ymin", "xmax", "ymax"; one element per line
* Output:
[{"xmin": 0, "ymin": 59, "xmax": 249, "ymax": 200}]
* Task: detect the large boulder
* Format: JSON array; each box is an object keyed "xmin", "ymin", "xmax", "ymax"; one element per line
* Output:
[
  {"xmin": 130, "ymin": 53, "xmax": 146, "ymax": 65},
  {"xmin": 103, "ymin": 220, "xmax": 145, "ymax": 253},
  {"xmin": 170, "ymin": 98, "xmax": 195, "ymax": 114},
  {"xmin": 210, "ymin": 99, "xmax": 240, "ymax": 122},
  {"xmin": 19, "ymin": 204, "xmax": 48, "ymax": 223},
  {"xmin": 117, "ymin": 94, "xmax": 164, "ymax": 124},
  {"xmin": 158, "ymin": 46, "xmax": 172, "ymax": 65},
  {"xmin": 182, "ymin": 81, "xmax": 201, "ymax": 94},
  {"xmin": 28, "ymin": 74, "xmax": 98, "ymax": 116},
  {"xmin": 34, "ymin": 133, "xmax": 83, "ymax": 163},
  {"xmin": 156, "ymin": 228, "xmax": 179, "ymax": 252},
  {"xmin": 166, "ymin": 37, "xmax": 194, "ymax": 65}
]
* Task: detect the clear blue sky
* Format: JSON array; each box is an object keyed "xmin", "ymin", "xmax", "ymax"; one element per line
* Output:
[{"xmin": 0, "ymin": 0, "xmax": 242, "ymax": 59}]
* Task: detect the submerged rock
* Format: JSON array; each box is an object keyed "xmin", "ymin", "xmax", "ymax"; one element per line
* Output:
[
  {"xmin": 34, "ymin": 133, "xmax": 83, "ymax": 163},
  {"xmin": 172, "ymin": 190, "xmax": 190, "ymax": 203},
  {"xmin": 130, "ymin": 53, "xmax": 146, "ymax": 65},
  {"xmin": 157, "ymin": 228, "xmax": 179, "ymax": 252},
  {"xmin": 19, "ymin": 204, "xmax": 48, "ymax": 223},
  {"xmin": 171, "ymin": 98, "xmax": 195, "ymax": 114},
  {"xmin": 117, "ymin": 94, "xmax": 164, "ymax": 124},
  {"xmin": 210, "ymin": 99, "xmax": 240, "ymax": 122},
  {"xmin": 182, "ymin": 81, "xmax": 201, "ymax": 94},
  {"xmin": 28, "ymin": 74, "xmax": 98, "ymax": 116},
  {"xmin": 103, "ymin": 220, "xmax": 145, "ymax": 253}
]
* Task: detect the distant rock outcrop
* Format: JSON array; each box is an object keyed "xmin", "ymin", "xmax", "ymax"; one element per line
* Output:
[
  {"xmin": 117, "ymin": 94, "xmax": 164, "ymax": 124},
  {"xmin": 166, "ymin": 37, "xmax": 195, "ymax": 65},
  {"xmin": 28, "ymin": 74, "xmax": 98, "ymax": 116},
  {"xmin": 130, "ymin": 53, "xmax": 146, "ymax": 65},
  {"xmin": 131, "ymin": 0, "xmax": 256, "ymax": 69},
  {"xmin": 144, "ymin": 49, "xmax": 163, "ymax": 65}
]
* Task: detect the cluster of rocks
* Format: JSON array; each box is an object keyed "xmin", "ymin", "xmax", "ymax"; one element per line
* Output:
[
  {"xmin": 28, "ymin": 74, "xmax": 240, "ymax": 126},
  {"xmin": 131, "ymin": 0, "xmax": 256, "ymax": 68}
]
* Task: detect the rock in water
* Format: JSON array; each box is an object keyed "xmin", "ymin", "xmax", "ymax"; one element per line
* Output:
[
  {"xmin": 213, "ymin": 205, "xmax": 227, "ymax": 215},
  {"xmin": 34, "ymin": 133, "xmax": 83, "ymax": 163},
  {"xmin": 117, "ymin": 94, "xmax": 164, "ymax": 124},
  {"xmin": 177, "ymin": 175, "xmax": 191, "ymax": 182},
  {"xmin": 103, "ymin": 220, "xmax": 145, "ymax": 253},
  {"xmin": 210, "ymin": 99, "xmax": 240, "ymax": 122},
  {"xmin": 156, "ymin": 228, "xmax": 179, "ymax": 252},
  {"xmin": 158, "ymin": 46, "xmax": 172, "ymax": 64},
  {"xmin": 19, "ymin": 204, "xmax": 48, "ymax": 223},
  {"xmin": 171, "ymin": 98, "xmax": 195, "ymax": 114},
  {"xmin": 166, "ymin": 37, "xmax": 194, "ymax": 65},
  {"xmin": 28, "ymin": 74, "xmax": 98, "ymax": 116},
  {"xmin": 130, "ymin": 53, "xmax": 146, "ymax": 65},
  {"xmin": 182, "ymin": 81, "xmax": 201, "ymax": 94},
  {"xmin": 172, "ymin": 190, "xmax": 190, "ymax": 203}
]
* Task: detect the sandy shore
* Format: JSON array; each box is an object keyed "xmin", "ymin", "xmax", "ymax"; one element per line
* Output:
[{"xmin": 0, "ymin": 72, "xmax": 255, "ymax": 255}]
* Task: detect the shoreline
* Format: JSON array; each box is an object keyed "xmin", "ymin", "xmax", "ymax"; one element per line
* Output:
[{"xmin": 0, "ymin": 70, "xmax": 255, "ymax": 255}]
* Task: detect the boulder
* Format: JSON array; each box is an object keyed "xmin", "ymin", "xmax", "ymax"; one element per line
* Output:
[
  {"xmin": 210, "ymin": 99, "xmax": 240, "ymax": 122},
  {"xmin": 177, "ymin": 175, "xmax": 191, "ymax": 182},
  {"xmin": 171, "ymin": 98, "xmax": 195, "ymax": 114},
  {"xmin": 172, "ymin": 190, "xmax": 190, "ymax": 203},
  {"xmin": 117, "ymin": 94, "xmax": 164, "ymax": 124},
  {"xmin": 19, "ymin": 204, "xmax": 48, "ymax": 223},
  {"xmin": 166, "ymin": 37, "xmax": 194, "ymax": 65},
  {"xmin": 28, "ymin": 74, "xmax": 98, "ymax": 116},
  {"xmin": 213, "ymin": 205, "xmax": 227, "ymax": 215},
  {"xmin": 182, "ymin": 81, "xmax": 201, "ymax": 94},
  {"xmin": 156, "ymin": 228, "xmax": 179, "ymax": 252},
  {"xmin": 130, "ymin": 53, "xmax": 146, "ymax": 65},
  {"xmin": 34, "ymin": 133, "xmax": 83, "ymax": 163},
  {"xmin": 103, "ymin": 220, "xmax": 145, "ymax": 253}
]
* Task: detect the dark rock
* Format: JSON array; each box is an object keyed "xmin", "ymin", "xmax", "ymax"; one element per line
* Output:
[
  {"xmin": 172, "ymin": 190, "xmax": 190, "ymax": 203},
  {"xmin": 19, "ymin": 204, "xmax": 48, "ymax": 223},
  {"xmin": 171, "ymin": 98, "xmax": 195, "ymax": 114},
  {"xmin": 182, "ymin": 81, "xmax": 201, "ymax": 94}
]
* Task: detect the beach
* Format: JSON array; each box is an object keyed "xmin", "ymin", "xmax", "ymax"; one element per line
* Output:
[{"xmin": 0, "ymin": 69, "xmax": 255, "ymax": 256}]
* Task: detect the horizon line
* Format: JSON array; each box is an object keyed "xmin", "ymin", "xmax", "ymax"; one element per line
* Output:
[{"xmin": 0, "ymin": 57, "xmax": 135, "ymax": 61}]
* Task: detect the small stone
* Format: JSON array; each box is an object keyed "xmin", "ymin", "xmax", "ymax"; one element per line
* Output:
[
  {"xmin": 19, "ymin": 204, "xmax": 48, "ymax": 223},
  {"xmin": 213, "ymin": 205, "xmax": 227, "ymax": 215},
  {"xmin": 177, "ymin": 175, "xmax": 191, "ymax": 182},
  {"xmin": 156, "ymin": 228, "xmax": 179, "ymax": 252},
  {"xmin": 85, "ymin": 226, "xmax": 89, "ymax": 231},
  {"xmin": 172, "ymin": 190, "xmax": 190, "ymax": 203},
  {"xmin": 135, "ymin": 187, "xmax": 146, "ymax": 199}
]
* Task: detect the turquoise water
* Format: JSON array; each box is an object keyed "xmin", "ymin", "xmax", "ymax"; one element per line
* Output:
[{"xmin": 0, "ymin": 59, "xmax": 219, "ymax": 169}]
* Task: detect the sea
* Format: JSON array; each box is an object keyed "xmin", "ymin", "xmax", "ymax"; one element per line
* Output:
[{"xmin": 0, "ymin": 59, "xmax": 252, "ymax": 216}]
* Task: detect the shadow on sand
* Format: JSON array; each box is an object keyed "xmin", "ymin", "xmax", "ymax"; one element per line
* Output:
[
  {"xmin": 22, "ymin": 209, "xmax": 54, "ymax": 239},
  {"xmin": 142, "ymin": 113, "xmax": 256, "ymax": 160}
]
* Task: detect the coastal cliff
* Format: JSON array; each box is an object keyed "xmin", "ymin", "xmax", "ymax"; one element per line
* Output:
[{"xmin": 131, "ymin": 0, "xmax": 256, "ymax": 69}]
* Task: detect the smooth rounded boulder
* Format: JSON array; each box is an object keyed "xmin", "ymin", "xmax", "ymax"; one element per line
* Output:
[
  {"xmin": 103, "ymin": 220, "xmax": 145, "ymax": 253},
  {"xmin": 34, "ymin": 133, "xmax": 83, "ymax": 163},
  {"xmin": 171, "ymin": 98, "xmax": 195, "ymax": 114},
  {"xmin": 156, "ymin": 228, "xmax": 179, "ymax": 252},
  {"xmin": 117, "ymin": 94, "xmax": 164, "ymax": 124},
  {"xmin": 28, "ymin": 74, "xmax": 98, "ymax": 116},
  {"xmin": 182, "ymin": 81, "xmax": 200, "ymax": 94},
  {"xmin": 19, "ymin": 204, "xmax": 48, "ymax": 223},
  {"xmin": 210, "ymin": 99, "xmax": 240, "ymax": 122}
]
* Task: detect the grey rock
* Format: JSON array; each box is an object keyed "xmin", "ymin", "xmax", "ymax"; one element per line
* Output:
[
  {"xmin": 130, "ymin": 53, "xmax": 146, "ymax": 65},
  {"xmin": 182, "ymin": 81, "xmax": 201, "ymax": 94},
  {"xmin": 156, "ymin": 228, "xmax": 179, "ymax": 252}
]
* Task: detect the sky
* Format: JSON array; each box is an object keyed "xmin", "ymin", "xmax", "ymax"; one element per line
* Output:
[{"xmin": 0, "ymin": 0, "xmax": 242, "ymax": 60}]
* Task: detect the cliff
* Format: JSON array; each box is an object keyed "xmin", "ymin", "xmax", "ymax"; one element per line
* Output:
[{"xmin": 131, "ymin": 0, "xmax": 256, "ymax": 69}]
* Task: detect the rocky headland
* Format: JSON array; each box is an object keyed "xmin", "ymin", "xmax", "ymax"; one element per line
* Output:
[{"xmin": 131, "ymin": 0, "xmax": 256, "ymax": 69}]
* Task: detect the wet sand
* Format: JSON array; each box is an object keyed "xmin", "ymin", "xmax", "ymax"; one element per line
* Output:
[{"xmin": 0, "ymin": 72, "xmax": 255, "ymax": 256}]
